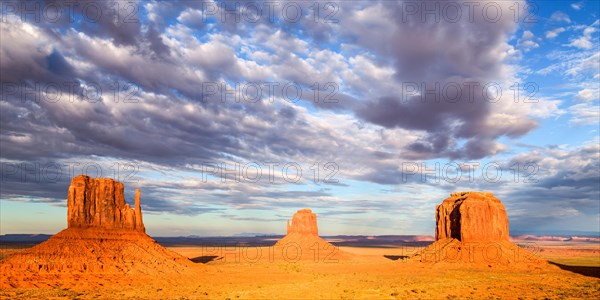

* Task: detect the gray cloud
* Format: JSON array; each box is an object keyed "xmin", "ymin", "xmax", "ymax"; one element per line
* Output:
[{"xmin": 348, "ymin": 1, "xmax": 538, "ymax": 159}]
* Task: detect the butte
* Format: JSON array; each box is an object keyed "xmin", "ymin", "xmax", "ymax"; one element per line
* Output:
[
  {"xmin": 273, "ymin": 208, "xmax": 350, "ymax": 261},
  {"xmin": 411, "ymin": 192, "xmax": 546, "ymax": 267},
  {"xmin": 0, "ymin": 175, "xmax": 197, "ymax": 288}
]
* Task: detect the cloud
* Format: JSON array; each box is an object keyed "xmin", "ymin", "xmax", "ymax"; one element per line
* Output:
[
  {"xmin": 505, "ymin": 141, "xmax": 599, "ymax": 222},
  {"xmin": 0, "ymin": 2, "xmax": 539, "ymax": 167},
  {"xmin": 545, "ymin": 27, "xmax": 566, "ymax": 39},
  {"xmin": 569, "ymin": 103, "xmax": 600, "ymax": 124},
  {"xmin": 576, "ymin": 88, "xmax": 600, "ymax": 101},
  {"xmin": 177, "ymin": 8, "xmax": 205, "ymax": 29},
  {"xmin": 550, "ymin": 11, "xmax": 572, "ymax": 23},
  {"xmin": 1, "ymin": 1, "xmax": 544, "ymax": 169},
  {"xmin": 518, "ymin": 30, "xmax": 539, "ymax": 51},
  {"xmin": 345, "ymin": 1, "xmax": 541, "ymax": 159},
  {"xmin": 522, "ymin": 30, "xmax": 535, "ymax": 40},
  {"xmin": 566, "ymin": 25, "xmax": 598, "ymax": 49},
  {"xmin": 571, "ymin": 2, "xmax": 583, "ymax": 10},
  {"xmin": 538, "ymin": 49, "xmax": 599, "ymax": 80},
  {"xmin": 519, "ymin": 40, "xmax": 540, "ymax": 51},
  {"xmin": 3, "ymin": 0, "xmax": 146, "ymax": 48},
  {"xmin": 565, "ymin": 51, "xmax": 600, "ymax": 77}
]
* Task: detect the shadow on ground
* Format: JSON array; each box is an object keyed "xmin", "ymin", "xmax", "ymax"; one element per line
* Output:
[
  {"xmin": 190, "ymin": 256, "xmax": 221, "ymax": 264},
  {"xmin": 383, "ymin": 255, "xmax": 409, "ymax": 261},
  {"xmin": 549, "ymin": 261, "xmax": 600, "ymax": 278}
]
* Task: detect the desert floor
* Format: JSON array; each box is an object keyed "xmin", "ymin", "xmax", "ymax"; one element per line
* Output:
[{"xmin": 1, "ymin": 241, "xmax": 599, "ymax": 299}]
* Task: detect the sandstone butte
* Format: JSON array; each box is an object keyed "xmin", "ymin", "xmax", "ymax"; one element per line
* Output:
[
  {"xmin": 435, "ymin": 191, "xmax": 509, "ymax": 242},
  {"xmin": 411, "ymin": 192, "xmax": 545, "ymax": 267},
  {"xmin": 0, "ymin": 175, "xmax": 196, "ymax": 289},
  {"xmin": 275, "ymin": 209, "xmax": 350, "ymax": 261},
  {"xmin": 286, "ymin": 208, "xmax": 319, "ymax": 236},
  {"xmin": 67, "ymin": 175, "xmax": 145, "ymax": 231}
]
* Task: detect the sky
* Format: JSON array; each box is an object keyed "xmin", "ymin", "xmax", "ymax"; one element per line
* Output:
[{"xmin": 0, "ymin": 0, "xmax": 598, "ymax": 237}]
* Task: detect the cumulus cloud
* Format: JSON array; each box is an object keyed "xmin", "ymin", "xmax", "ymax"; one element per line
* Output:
[
  {"xmin": 177, "ymin": 8, "xmax": 205, "ymax": 29},
  {"xmin": 566, "ymin": 24, "xmax": 598, "ymax": 49},
  {"xmin": 1, "ymin": 1, "xmax": 544, "ymax": 166},
  {"xmin": 518, "ymin": 30, "xmax": 539, "ymax": 51},
  {"xmin": 343, "ymin": 1, "xmax": 544, "ymax": 159}
]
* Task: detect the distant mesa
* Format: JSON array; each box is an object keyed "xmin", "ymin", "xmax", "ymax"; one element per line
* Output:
[
  {"xmin": 275, "ymin": 208, "xmax": 350, "ymax": 261},
  {"xmin": 411, "ymin": 192, "xmax": 546, "ymax": 266},
  {"xmin": 286, "ymin": 208, "xmax": 318, "ymax": 236},
  {"xmin": 0, "ymin": 175, "xmax": 196, "ymax": 288}
]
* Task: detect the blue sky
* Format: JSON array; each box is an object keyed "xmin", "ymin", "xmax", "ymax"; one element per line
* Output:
[{"xmin": 0, "ymin": 0, "xmax": 598, "ymax": 236}]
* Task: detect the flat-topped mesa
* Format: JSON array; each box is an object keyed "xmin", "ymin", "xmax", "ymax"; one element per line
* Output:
[
  {"xmin": 286, "ymin": 208, "xmax": 318, "ymax": 236},
  {"xmin": 67, "ymin": 175, "xmax": 145, "ymax": 232},
  {"xmin": 435, "ymin": 191, "xmax": 508, "ymax": 242}
]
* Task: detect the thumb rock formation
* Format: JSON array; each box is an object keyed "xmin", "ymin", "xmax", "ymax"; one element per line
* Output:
[{"xmin": 67, "ymin": 175, "xmax": 145, "ymax": 232}]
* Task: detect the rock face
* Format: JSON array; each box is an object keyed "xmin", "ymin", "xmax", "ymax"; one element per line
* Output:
[
  {"xmin": 286, "ymin": 209, "xmax": 318, "ymax": 236},
  {"xmin": 67, "ymin": 175, "xmax": 144, "ymax": 232},
  {"xmin": 435, "ymin": 192, "xmax": 509, "ymax": 242}
]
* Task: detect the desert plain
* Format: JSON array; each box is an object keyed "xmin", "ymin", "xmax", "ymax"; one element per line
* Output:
[{"xmin": 1, "ymin": 237, "xmax": 599, "ymax": 299}]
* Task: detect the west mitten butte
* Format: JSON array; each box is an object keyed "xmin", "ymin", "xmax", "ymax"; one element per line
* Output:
[
  {"xmin": 0, "ymin": 175, "xmax": 197, "ymax": 289},
  {"xmin": 67, "ymin": 175, "xmax": 145, "ymax": 232}
]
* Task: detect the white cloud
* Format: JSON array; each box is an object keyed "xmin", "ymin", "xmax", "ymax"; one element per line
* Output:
[
  {"xmin": 522, "ymin": 30, "xmax": 535, "ymax": 40},
  {"xmin": 566, "ymin": 23, "xmax": 598, "ymax": 49},
  {"xmin": 518, "ymin": 31, "xmax": 539, "ymax": 51},
  {"xmin": 566, "ymin": 51, "xmax": 600, "ymax": 77},
  {"xmin": 571, "ymin": 2, "xmax": 583, "ymax": 10},
  {"xmin": 550, "ymin": 11, "xmax": 571, "ymax": 23},
  {"xmin": 545, "ymin": 27, "xmax": 565, "ymax": 39},
  {"xmin": 569, "ymin": 103, "xmax": 600, "ymax": 124},
  {"xmin": 177, "ymin": 8, "xmax": 204, "ymax": 28},
  {"xmin": 540, "ymin": 50, "xmax": 600, "ymax": 79},
  {"xmin": 576, "ymin": 88, "xmax": 600, "ymax": 101},
  {"xmin": 519, "ymin": 40, "xmax": 540, "ymax": 51}
]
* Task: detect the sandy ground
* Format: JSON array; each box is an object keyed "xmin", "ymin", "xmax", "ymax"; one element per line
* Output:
[{"xmin": 1, "ymin": 241, "xmax": 599, "ymax": 299}]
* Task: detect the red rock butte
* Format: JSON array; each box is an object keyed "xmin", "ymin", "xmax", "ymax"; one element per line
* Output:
[
  {"xmin": 435, "ymin": 192, "xmax": 509, "ymax": 242},
  {"xmin": 68, "ymin": 175, "xmax": 145, "ymax": 232},
  {"xmin": 275, "ymin": 208, "xmax": 350, "ymax": 261},
  {"xmin": 411, "ymin": 192, "xmax": 544, "ymax": 266},
  {"xmin": 286, "ymin": 208, "xmax": 319, "ymax": 236},
  {"xmin": 0, "ymin": 175, "xmax": 196, "ymax": 288}
]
